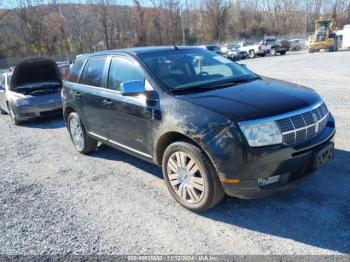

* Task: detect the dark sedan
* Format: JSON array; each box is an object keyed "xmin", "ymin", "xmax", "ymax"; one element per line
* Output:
[{"xmin": 62, "ymin": 46, "xmax": 335, "ymax": 212}]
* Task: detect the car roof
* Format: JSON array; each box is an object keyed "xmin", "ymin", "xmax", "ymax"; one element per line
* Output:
[{"xmin": 89, "ymin": 46, "xmax": 200, "ymax": 58}]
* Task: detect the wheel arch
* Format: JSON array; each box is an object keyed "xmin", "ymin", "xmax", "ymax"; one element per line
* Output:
[
  {"xmin": 63, "ymin": 105, "xmax": 76, "ymax": 123},
  {"xmin": 155, "ymin": 131, "xmax": 216, "ymax": 171}
]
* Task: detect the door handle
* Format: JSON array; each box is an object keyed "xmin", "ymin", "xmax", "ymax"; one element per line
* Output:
[{"xmin": 102, "ymin": 99, "xmax": 113, "ymax": 107}]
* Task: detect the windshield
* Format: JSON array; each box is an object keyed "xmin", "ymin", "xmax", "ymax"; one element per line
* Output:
[{"xmin": 139, "ymin": 49, "xmax": 257, "ymax": 92}]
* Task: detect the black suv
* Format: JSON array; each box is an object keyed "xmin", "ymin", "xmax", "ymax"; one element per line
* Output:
[
  {"xmin": 62, "ymin": 46, "xmax": 335, "ymax": 212},
  {"xmin": 260, "ymin": 39, "xmax": 290, "ymax": 56}
]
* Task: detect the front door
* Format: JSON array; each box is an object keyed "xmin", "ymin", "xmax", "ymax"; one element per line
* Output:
[{"xmin": 103, "ymin": 56, "xmax": 158, "ymax": 156}]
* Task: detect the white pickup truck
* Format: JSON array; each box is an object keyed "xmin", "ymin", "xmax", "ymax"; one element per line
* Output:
[{"xmin": 238, "ymin": 41, "xmax": 269, "ymax": 58}]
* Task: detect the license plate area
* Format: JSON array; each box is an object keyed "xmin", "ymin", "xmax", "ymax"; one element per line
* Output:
[{"xmin": 313, "ymin": 142, "xmax": 334, "ymax": 168}]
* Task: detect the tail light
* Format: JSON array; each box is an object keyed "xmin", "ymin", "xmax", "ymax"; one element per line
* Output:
[
  {"xmin": 62, "ymin": 68, "xmax": 68, "ymax": 80},
  {"xmin": 61, "ymin": 86, "xmax": 67, "ymax": 99}
]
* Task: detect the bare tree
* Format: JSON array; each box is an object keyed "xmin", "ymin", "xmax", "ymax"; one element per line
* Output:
[
  {"xmin": 132, "ymin": 0, "xmax": 147, "ymax": 46},
  {"xmin": 202, "ymin": 0, "xmax": 229, "ymax": 42},
  {"xmin": 93, "ymin": 0, "xmax": 120, "ymax": 49},
  {"xmin": 1, "ymin": 0, "xmax": 350, "ymax": 60}
]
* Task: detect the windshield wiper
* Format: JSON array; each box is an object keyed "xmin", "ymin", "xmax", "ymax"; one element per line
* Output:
[{"xmin": 172, "ymin": 77, "xmax": 259, "ymax": 94}]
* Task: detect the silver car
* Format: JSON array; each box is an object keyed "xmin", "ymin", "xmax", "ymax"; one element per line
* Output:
[{"xmin": 0, "ymin": 58, "xmax": 63, "ymax": 125}]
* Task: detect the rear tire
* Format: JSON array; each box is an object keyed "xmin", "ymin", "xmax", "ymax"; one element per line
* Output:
[
  {"xmin": 162, "ymin": 141, "xmax": 225, "ymax": 212},
  {"xmin": 329, "ymin": 43, "xmax": 338, "ymax": 52},
  {"xmin": 309, "ymin": 48, "xmax": 314, "ymax": 53},
  {"xmin": 270, "ymin": 48, "xmax": 276, "ymax": 56},
  {"xmin": 280, "ymin": 51, "xmax": 286, "ymax": 55},
  {"xmin": 67, "ymin": 112, "xmax": 98, "ymax": 154}
]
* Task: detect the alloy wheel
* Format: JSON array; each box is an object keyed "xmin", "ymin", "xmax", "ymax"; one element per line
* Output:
[
  {"xmin": 167, "ymin": 151, "xmax": 205, "ymax": 204},
  {"xmin": 69, "ymin": 117, "xmax": 84, "ymax": 151}
]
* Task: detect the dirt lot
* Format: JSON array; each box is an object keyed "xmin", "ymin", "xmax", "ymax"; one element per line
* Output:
[{"xmin": 0, "ymin": 50, "xmax": 349, "ymax": 256}]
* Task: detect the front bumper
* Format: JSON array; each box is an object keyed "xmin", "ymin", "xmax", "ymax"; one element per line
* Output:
[
  {"xmin": 222, "ymin": 137, "xmax": 334, "ymax": 199},
  {"xmin": 14, "ymin": 102, "xmax": 62, "ymax": 121},
  {"xmin": 207, "ymin": 115, "xmax": 336, "ymax": 199}
]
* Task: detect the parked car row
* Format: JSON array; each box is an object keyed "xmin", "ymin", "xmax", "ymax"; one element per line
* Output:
[
  {"xmin": 0, "ymin": 46, "xmax": 336, "ymax": 212},
  {"xmin": 200, "ymin": 37, "xmax": 312, "ymax": 61}
]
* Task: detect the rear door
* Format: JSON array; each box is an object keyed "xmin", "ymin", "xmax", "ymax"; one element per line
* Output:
[{"xmin": 75, "ymin": 56, "xmax": 109, "ymax": 139}]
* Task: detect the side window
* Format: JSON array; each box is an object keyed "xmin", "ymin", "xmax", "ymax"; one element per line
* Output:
[
  {"xmin": 80, "ymin": 57, "xmax": 106, "ymax": 87},
  {"xmin": 108, "ymin": 57, "xmax": 144, "ymax": 91},
  {"xmin": 67, "ymin": 58, "xmax": 85, "ymax": 83}
]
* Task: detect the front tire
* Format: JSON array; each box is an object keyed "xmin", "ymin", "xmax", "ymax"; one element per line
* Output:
[
  {"xmin": 67, "ymin": 112, "xmax": 98, "ymax": 154},
  {"xmin": 8, "ymin": 104, "xmax": 20, "ymax": 125},
  {"xmin": 162, "ymin": 141, "xmax": 224, "ymax": 212}
]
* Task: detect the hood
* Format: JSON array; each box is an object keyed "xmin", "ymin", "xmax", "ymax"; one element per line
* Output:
[
  {"xmin": 10, "ymin": 58, "xmax": 61, "ymax": 90},
  {"xmin": 178, "ymin": 78, "xmax": 322, "ymax": 122}
]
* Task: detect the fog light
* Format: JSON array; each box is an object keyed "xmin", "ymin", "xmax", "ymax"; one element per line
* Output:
[{"xmin": 257, "ymin": 175, "xmax": 280, "ymax": 186}]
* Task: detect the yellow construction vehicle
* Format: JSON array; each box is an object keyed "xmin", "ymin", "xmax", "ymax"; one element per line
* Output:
[{"xmin": 309, "ymin": 18, "xmax": 338, "ymax": 53}]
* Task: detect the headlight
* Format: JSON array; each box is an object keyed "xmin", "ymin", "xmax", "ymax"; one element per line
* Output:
[
  {"xmin": 239, "ymin": 121, "xmax": 282, "ymax": 147},
  {"xmin": 15, "ymin": 99, "xmax": 30, "ymax": 106}
]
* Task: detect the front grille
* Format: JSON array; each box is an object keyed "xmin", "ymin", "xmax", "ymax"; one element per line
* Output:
[{"xmin": 275, "ymin": 103, "xmax": 329, "ymax": 145}]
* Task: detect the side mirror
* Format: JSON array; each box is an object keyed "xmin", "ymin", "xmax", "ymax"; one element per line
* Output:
[{"xmin": 120, "ymin": 80, "xmax": 146, "ymax": 96}]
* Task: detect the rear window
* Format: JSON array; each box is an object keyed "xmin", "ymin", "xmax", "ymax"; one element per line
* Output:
[
  {"xmin": 67, "ymin": 59, "xmax": 85, "ymax": 83},
  {"xmin": 80, "ymin": 57, "xmax": 106, "ymax": 87}
]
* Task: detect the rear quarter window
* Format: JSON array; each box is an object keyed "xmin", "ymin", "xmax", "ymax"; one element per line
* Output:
[{"xmin": 67, "ymin": 58, "xmax": 85, "ymax": 83}]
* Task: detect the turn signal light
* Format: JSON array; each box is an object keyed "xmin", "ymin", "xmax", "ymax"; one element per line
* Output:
[{"xmin": 221, "ymin": 178, "xmax": 241, "ymax": 184}]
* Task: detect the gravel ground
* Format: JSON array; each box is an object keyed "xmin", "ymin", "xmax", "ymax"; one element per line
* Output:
[{"xmin": 0, "ymin": 50, "xmax": 349, "ymax": 256}]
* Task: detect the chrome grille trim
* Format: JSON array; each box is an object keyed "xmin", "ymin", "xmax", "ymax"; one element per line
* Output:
[
  {"xmin": 237, "ymin": 101, "xmax": 330, "ymax": 146},
  {"xmin": 282, "ymin": 113, "xmax": 328, "ymax": 135},
  {"xmin": 275, "ymin": 103, "xmax": 329, "ymax": 145}
]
